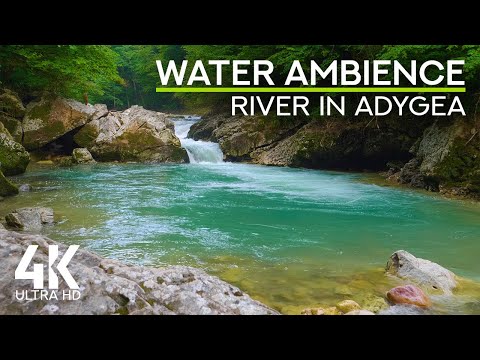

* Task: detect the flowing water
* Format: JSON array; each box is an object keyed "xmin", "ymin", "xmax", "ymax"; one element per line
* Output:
[{"xmin": 2, "ymin": 118, "xmax": 480, "ymax": 314}]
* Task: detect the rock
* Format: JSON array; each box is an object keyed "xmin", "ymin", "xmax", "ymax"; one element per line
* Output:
[
  {"xmin": 0, "ymin": 230, "xmax": 279, "ymax": 315},
  {"xmin": 0, "ymin": 114, "xmax": 23, "ymax": 143},
  {"xmin": 192, "ymin": 114, "xmax": 417, "ymax": 169},
  {"xmin": 360, "ymin": 295, "xmax": 389, "ymax": 313},
  {"xmin": 386, "ymin": 250, "xmax": 457, "ymax": 294},
  {"xmin": 301, "ymin": 307, "xmax": 325, "ymax": 315},
  {"xmin": 398, "ymin": 158, "xmax": 437, "ymax": 190},
  {"xmin": 55, "ymin": 156, "xmax": 74, "ymax": 167},
  {"xmin": 398, "ymin": 119, "xmax": 480, "ymax": 197},
  {"xmin": 74, "ymin": 105, "xmax": 188, "ymax": 163},
  {"xmin": 72, "ymin": 148, "xmax": 95, "ymax": 164},
  {"xmin": 0, "ymin": 122, "xmax": 30, "ymax": 176},
  {"xmin": 18, "ymin": 184, "xmax": 32, "ymax": 192},
  {"xmin": 5, "ymin": 207, "xmax": 54, "ymax": 231},
  {"xmin": 0, "ymin": 170, "xmax": 18, "ymax": 197},
  {"xmin": 0, "ymin": 89, "xmax": 25, "ymax": 118},
  {"xmin": 345, "ymin": 310, "xmax": 375, "ymax": 315},
  {"xmin": 336, "ymin": 299, "xmax": 361, "ymax": 313},
  {"xmin": 22, "ymin": 95, "xmax": 96, "ymax": 150},
  {"xmin": 91, "ymin": 103, "xmax": 109, "ymax": 119},
  {"xmin": 378, "ymin": 304, "xmax": 427, "ymax": 315},
  {"xmin": 386, "ymin": 285, "xmax": 431, "ymax": 308},
  {"xmin": 0, "ymin": 223, "xmax": 4, "ymax": 230},
  {"xmin": 323, "ymin": 306, "xmax": 342, "ymax": 315}
]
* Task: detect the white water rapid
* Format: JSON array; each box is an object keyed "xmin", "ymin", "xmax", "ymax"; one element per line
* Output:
[{"xmin": 173, "ymin": 116, "xmax": 224, "ymax": 164}]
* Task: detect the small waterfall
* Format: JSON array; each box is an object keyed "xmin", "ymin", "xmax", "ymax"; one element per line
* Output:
[{"xmin": 173, "ymin": 116, "xmax": 224, "ymax": 164}]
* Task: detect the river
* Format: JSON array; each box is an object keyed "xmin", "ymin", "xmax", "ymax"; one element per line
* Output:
[{"xmin": 2, "ymin": 117, "xmax": 480, "ymax": 314}]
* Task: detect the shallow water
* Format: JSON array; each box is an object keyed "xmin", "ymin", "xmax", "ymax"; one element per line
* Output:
[{"xmin": 3, "ymin": 161, "xmax": 480, "ymax": 314}]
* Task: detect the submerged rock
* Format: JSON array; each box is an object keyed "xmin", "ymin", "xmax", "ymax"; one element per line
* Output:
[
  {"xmin": 336, "ymin": 299, "xmax": 361, "ymax": 313},
  {"xmin": 386, "ymin": 285, "xmax": 431, "ymax": 308},
  {"xmin": 0, "ymin": 122, "xmax": 30, "ymax": 176},
  {"xmin": 74, "ymin": 105, "xmax": 188, "ymax": 163},
  {"xmin": 345, "ymin": 310, "xmax": 375, "ymax": 315},
  {"xmin": 0, "ymin": 230, "xmax": 279, "ymax": 315},
  {"xmin": 5, "ymin": 207, "xmax": 54, "ymax": 231},
  {"xmin": 18, "ymin": 184, "xmax": 32, "ymax": 192},
  {"xmin": 360, "ymin": 294, "xmax": 389, "ymax": 313},
  {"xmin": 22, "ymin": 95, "xmax": 96, "ymax": 150},
  {"xmin": 386, "ymin": 250, "xmax": 457, "ymax": 294},
  {"xmin": 0, "ymin": 170, "xmax": 18, "ymax": 197},
  {"xmin": 72, "ymin": 148, "xmax": 95, "ymax": 164},
  {"xmin": 301, "ymin": 307, "xmax": 325, "ymax": 315}
]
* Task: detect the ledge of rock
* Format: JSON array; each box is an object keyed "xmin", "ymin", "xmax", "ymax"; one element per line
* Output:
[
  {"xmin": 386, "ymin": 250, "xmax": 457, "ymax": 294},
  {"xmin": 0, "ymin": 230, "xmax": 278, "ymax": 315}
]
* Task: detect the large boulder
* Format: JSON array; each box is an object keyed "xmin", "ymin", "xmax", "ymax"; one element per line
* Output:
[
  {"xmin": 0, "ymin": 122, "xmax": 30, "ymax": 176},
  {"xmin": 386, "ymin": 250, "xmax": 457, "ymax": 294},
  {"xmin": 22, "ymin": 95, "xmax": 96, "ymax": 150},
  {"xmin": 0, "ymin": 230, "xmax": 279, "ymax": 315},
  {"xmin": 74, "ymin": 105, "xmax": 188, "ymax": 163},
  {"xmin": 72, "ymin": 148, "xmax": 95, "ymax": 164},
  {"xmin": 0, "ymin": 170, "xmax": 18, "ymax": 197},
  {"xmin": 5, "ymin": 207, "xmax": 54, "ymax": 231}
]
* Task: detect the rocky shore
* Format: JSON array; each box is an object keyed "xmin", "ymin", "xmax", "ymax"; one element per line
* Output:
[{"xmin": 0, "ymin": 229, "xmax": 278, "ymax": 315}]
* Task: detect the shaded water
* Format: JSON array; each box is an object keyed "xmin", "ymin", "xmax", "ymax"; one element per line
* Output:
[{"xmin": 3, "ymin": 162, "xmax": 480, "ymax": 314}]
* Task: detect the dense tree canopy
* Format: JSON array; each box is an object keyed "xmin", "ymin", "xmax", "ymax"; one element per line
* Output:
[{"xmin": 1, "ymin": 45, "xmax": 479, "ymax": 113}]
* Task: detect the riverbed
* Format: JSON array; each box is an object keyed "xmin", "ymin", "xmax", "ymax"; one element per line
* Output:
[{"xmin": 2, "ymin": 119, "xmax": 480, "ymax": 314}]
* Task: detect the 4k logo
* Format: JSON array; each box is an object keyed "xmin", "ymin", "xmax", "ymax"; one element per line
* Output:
[{"xmin": 15, "ymin": 245, "xmax": 80, "ymax": 289}]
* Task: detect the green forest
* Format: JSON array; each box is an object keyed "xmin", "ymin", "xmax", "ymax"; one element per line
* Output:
[{"xmin": 1, "ymin": 45, "xmax": 480, "ymax": 113}]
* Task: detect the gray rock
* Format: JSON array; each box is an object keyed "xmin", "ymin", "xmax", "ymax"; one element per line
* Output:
[
  {"xmin": 344, "ymin": 310, "xmax": 375, "ymax": 315},
  {"xmin": 386, "ymin": 250, "xmax": 457, "ymax": 294},
  {"xmin": 0, "ymin": 223, "xmax": 4, "ymax": 229},
  {"xmin": 72, "ymin": 148, "xmax": 95, "ymax": 164},
  {"xmin": 22, "ymin": 95, "xmax": 96, "ymax": 150},
  {"xmin": 0, "ymin": 230, "xmax": 279, "ymax": 315},
  {"xmin": 5, "ymin": 207, "xmax": 54, "ymax": 231},
  {"xmin": 415, "ymin": 122, "xmax": 464, "ymax": 176},
  {"xmin": 18, "ymin": 184, "xmax": 32, "ymax": 192},
  {"xmin": 74, "ymin": 105, "xmax": 188, "ymax": 163}
]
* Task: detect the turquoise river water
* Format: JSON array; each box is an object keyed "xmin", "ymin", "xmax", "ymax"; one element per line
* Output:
[{"xmin": 2, "ymin": 119, "xmax": 480, "ymax": 314}]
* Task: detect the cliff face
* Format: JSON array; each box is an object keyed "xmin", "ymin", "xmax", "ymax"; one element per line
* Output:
[{"xmin": 189, "ymin": 113, "xmax": 480, "ymax": 199}]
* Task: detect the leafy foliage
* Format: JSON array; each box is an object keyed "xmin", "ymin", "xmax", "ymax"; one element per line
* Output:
[{"xmin": 1, "ymin": 45, "xmax": 479, "ymax": 113}]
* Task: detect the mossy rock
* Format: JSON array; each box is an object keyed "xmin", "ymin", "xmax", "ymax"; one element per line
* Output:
[
  {"xmin": 0, "ymin": 170, "xmax": 18, "ymax": 197},
  {"xmin": 0, "ymin": 123, "xmax": 30, "ymax": 176},
  {"xmin": 0, "ymin": 89, "xmax": 25, "ymax": 118},
  {"xmin": 435, "ymin": 137, "xmax": 480, "ymax": 194},
  {"xmin": 73, "ymin": 122, "xmax": 99, "ymax": 148},
  {"xmin": 22, "ymin": 96, "xmax": 94, "ymax": 150},
  {"xmin": 0, "ymin": 114, "xmax": 23, "ymax": 143}
]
